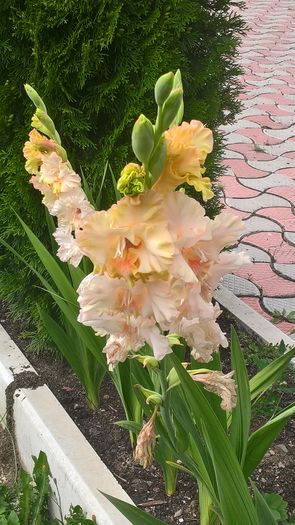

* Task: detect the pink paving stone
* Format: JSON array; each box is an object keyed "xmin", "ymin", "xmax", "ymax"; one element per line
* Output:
[
  {"xmin": 220, "ymin": 176, "xmax": 260, "ymax": 198},
  {"xmin": 238, "ymin": 128, "xmax": 281, "ymax": 145},
  {"xmin": 253, "ymin": 104, "xmax": 295, "ymax": 116},
  {"xmin": 257, "ymin": 207, "xmax": 295, "ymax": 232},
  {"xmin": 268, "ymin": 186, "xmax": 295, "ymax": 206},
  {"xmin": 222, "ymin": 205, "xmax": 250, "ymax": 220},
  {"xmin": 260, "ymin": 94, "xmax": 295, "ymax": 105},
  {"xmin": 282, "ymin": 152, "xmax": 295, "ymax": 160},
  {"xmin": 242, "ymin": 232, "xmax": 295, "ymax": 263},
  {"xmin": 227, "ymin": 144, "xmax": 276, "ymax": 161},
  {"xmin": 241, "ymin": 297, "xmax": 294, "ymax": 334},
  {"xmin": 273, "ymin": 168, "xmax": 295, "ymax": 179},
  {"xmin": 235, "ymin": 262, "xmax": 295, "ymax": 296},
  {"xmin": 222, "ymin": 159, "xmax": 267, "ymax": 178},
  {"xmin": 246, "ymin": 115, "xmax": 286, "ymax": 129}
]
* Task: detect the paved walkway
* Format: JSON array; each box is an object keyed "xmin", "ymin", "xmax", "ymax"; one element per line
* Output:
[{"xmin": 220, "ymin": 0, "xmax": 295, "ymax": 337}]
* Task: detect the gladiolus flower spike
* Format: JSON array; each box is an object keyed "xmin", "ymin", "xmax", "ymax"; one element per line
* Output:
[{"xmin": 23, "ymin": 73, "xmax": 249, "ymax": 414}]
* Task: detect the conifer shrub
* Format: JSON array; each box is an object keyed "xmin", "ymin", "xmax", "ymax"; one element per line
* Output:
[{"xmin": 0, "ymin": 0, "xmax": 245, "ymax": 351}]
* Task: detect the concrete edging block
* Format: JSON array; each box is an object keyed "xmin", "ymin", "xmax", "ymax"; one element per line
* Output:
[
  {"xmin": 214, "ymin": 285, "xmax": 295, "ymax": 364},
  {"xmin": 0, "ymin": 323, "xmax": 132, "ymax": 524}
]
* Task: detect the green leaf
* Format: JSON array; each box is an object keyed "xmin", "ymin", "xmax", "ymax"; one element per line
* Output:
[
  {"xmin": 171, "ymin": 353, "xmax": 259, "ymax": 525},
  {"xmin": 7, "ymin": 512, "xmax": 20, "ymax": 525},
  {"xmin": 252, "ymin": 483, "xmax": 277, "ymax": 525},
  {"xmin": 263, "ymin": 493, "xmax": 288, "ymax": 521},
  {"xmin": 230, "ymin": 327, "xmax": 251, "ymax": 465},
  {"xmin": 101, "ymin": 493, "xmax": 168, "ymax": 524},
  {"xmin": 250, "ymin": 342, "xmax": 295, "ymax": 401},
  {"xmin": 244, "ymin": 402, "xmax": 295, "ymax": 478},
  {"xmin": 115, "ymin": 420, "xmax": 141, "ymax": 433}
]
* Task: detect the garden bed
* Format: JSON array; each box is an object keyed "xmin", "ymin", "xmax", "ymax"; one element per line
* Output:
[{"xmin": 0, "ymin": 301, "xmax": 294, "ymax": 524}]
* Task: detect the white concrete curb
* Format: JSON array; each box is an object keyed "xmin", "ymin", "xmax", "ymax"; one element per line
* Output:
[
  {"xmin": 0, "ymin": 323, "xmax": 132, "ymax": 524},
  {"xmin": 214, "ymin": 285, "xmax": 295, "ymax": 364}
]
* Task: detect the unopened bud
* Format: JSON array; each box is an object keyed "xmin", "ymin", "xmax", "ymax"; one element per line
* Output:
[
  {"xmin": 149, "ymin": 136, "xmax": 167, "ymax": 181},
  {"xmin": 132, "ymin": 114, "xmax": 154, "ymax": 165},
  {"xmin": 32, "ymin": 109, "xmax": 61, "ymax": 144},
  {"xmin": 134, "ymin": 407, "xmax": 158, "ymax": 468},
  {"xmin": 117, "ymin": 163, "xmax": 145, "ymax": 196},
  {"xmin": 134, "ymin": 385, "xmax": 162, "ymax": 406},
  {"xmin": 24, "ymin": 84, "xmax": 47, "ymax": 112},
  {"xmin": 130, "ymin": 354, "xmax": 159, "ymax": 368},
  {"xmin": 155, "ymin": 72, "xmax": 174, "ymax": 106},
  {"xmin": 162, "ymin": 88, "xmax": 183, "ymax": 130}
]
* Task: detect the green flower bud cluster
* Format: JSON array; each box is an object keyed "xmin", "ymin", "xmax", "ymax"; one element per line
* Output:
[
  {"xmin": 117, "ymin": 163, "xmax": 146, "ymax": 196},
  {"xmin": 130, "ymin": 70, "xmax": 184, "ymax": 189},
  {"xmin": 24, "ymin": 84, "xmax": 62, "ymax": 146}
]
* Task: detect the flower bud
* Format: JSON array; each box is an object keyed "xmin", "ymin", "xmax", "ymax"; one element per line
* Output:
[
  {"xmin": 130, "ymin": 354, "xmax": 159, "ymax": 368},
  {"xmin": 32, "ymin": 109, "xmax": 61, "ymax": 144},
  {"xmin": 134, "ymin": 385, "xmax": 162, "ymax": 406},
  {"xmin": 24, "ymin": 84, "xmax": 47, "ymax": 112},
  {"xmin": 117, "ymin": 163, "xmax": 145, "ymax": 196},
  {"xmin": 132, "ymin": 114, "xmax": 155, "ymax": 165},
  {"xmin": 162, "ymin": 88, "xmax": 183, "ymax": 130},
  {"xmin": 149, "ymin": 136, "xmax": 167, "ymax": 181},
  {"xmin": 134, "ymin": 407, "xmax": 158, "ymax": 469},
  {"xmin": 154, "ymin": 72, "xmax": 174, "ymax": 106}
]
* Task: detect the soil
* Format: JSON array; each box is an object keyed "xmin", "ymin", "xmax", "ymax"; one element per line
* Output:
[
  {"xmin": 0, "ymin": 425, "xmax": 16, "ymax": 486},
  {"xmin": 0, "ymin": 302, "xmax": 294, "ymax": 523}
]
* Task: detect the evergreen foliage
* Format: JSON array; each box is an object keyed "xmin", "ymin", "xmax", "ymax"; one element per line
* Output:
[{"xmin": 0, "ymin": 0, "xmax": 246, "ymax": 350}]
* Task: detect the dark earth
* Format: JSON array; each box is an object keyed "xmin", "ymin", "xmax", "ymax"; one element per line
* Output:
[{"xmin": 0, "ymin": 302, "xmax": 294, "ymax": 524}]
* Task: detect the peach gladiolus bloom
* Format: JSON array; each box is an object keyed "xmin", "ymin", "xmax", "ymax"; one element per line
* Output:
[
  {"xmin": 76, "ymin": 191, "xmax": 175, "ymax": 278},
  {"xmin": 152, "ymin": 120, "xmax": 214, "ymax": 200},
  {"xmin": 23, "ymin": 129, "xmax": 56, "ymax": 174}
]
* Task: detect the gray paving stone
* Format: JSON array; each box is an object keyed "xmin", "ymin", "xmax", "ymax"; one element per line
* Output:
[
  {"xmin": 243, "ymin": 215, "xmax": 282, "ymax": 233},
  {"xmin": 277, "ymin": 104, "xmax": 295, "ymax": 112},
  {"xmin": 222, "ymin": 274, "xmax": 260, "ymax": 297},
  {"xmin": 285, "ymin": 232, "xmax": 295, "ymax": 245},
  {"xmin": 246, "ymin": 78, "xmax": 286, "ymax": 87},
  {"xmin": 220, "ymin": 119, "xmax": 260, "ymax": 133},
  {"xmin": 223, "ymin": 149, "xmax": 244, "ymax": 160},
  {"xmin": 270, "ymin": 115, "xmax": 295, "ymax": 126},
  {"xmin": 237, "ymin": 107, "xmax": 268, "ymax": 119},
  {"xmin": 274, "ymin": 263, "xmax": 295, "ymax": 280},
  {"xmin": 263, "ymin": 296, "xmax": 295, "ymax": 315},
  {"xmin": 244, "ymin": 87, "xmax": 281, "ymax": 97},
  {"xmin": 236, "ymin": 243, "xmax": 271, "ymax": 262},
  {"xmin": 263, "ymin": 142, "xmax": 295, "ymax": 156},
  {"xmin": 225, "ymin": 133, "xmax": 253, "ymax": 145},
  {"xmin": 248, "ymin": 156, "xmax": 295, "ymax": 171},
  {"xmin": 227, "ymin": 193, "xmax": 291, "ymax": 212},
  {"xmin": 241, "ymin": 173, "xmax": 295, "ymax": 191},
  {"xmin": 243, "ymin": 97, "xmax": 279, "ymax": 108}
]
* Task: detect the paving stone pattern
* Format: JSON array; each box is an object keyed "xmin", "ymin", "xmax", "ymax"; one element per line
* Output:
[{"xmin": 220, "ymin": 0, "xmax": 295, "ymax": 337}]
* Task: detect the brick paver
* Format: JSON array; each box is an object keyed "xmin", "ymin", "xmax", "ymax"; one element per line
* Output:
[{"xmin": 221, "ymin": 0, "xmax": 295, "ymax": 338}]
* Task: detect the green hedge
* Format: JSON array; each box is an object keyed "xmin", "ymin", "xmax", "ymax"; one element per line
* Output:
[{"xmin": 0, "ymin": 0, "xmax": 245, "ymax": 351}]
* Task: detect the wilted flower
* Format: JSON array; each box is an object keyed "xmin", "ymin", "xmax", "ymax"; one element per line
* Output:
[
  {"xmin": 134, "ymin": 407, "xmax": 158, "ymax": 468},
  {"xmin": 192, "ymin": 370, "xmax": 237, "ymax": 411},
  {"xmin": 152, "ymin": 120, "xmax": 213, "ymax": 200}
]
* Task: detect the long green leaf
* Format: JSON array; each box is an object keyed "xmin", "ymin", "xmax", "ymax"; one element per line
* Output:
[
  {"xmin": 252, "ymin": 483, "xmax": 277, "ymax": 525},
  {"xmin": 171, "ymin": 354, "xmax": 259, "ymax": 525},
  {"xmin": 39, "ymin": 308, "xmax": 86, "ymax": 382},
  {"xmin": 244, "ymin": 402, "xmax": 295, "ymax": 478},
  {"xmin": 17, "ymin": 215, "xmax": 77, "ymax": 303},
  {"xmin": 101, "ymin": 493, "xmax": 168, "ymax": 525},
  {"xmin": 0, "ymin": 235, "xmax": 106, "ymax": 367},
  {"xmin": 250, "ymin": 342, "xmax": 295, "ymax": 401},
  {"xmin": 230, "ymin": 327, "xmax": 251, "ymax": 465}
]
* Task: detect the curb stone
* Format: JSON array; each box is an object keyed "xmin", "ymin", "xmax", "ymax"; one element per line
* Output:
[
  {"xmin": 214, "ymin": 285, "xmax": 295, "ymax": 364},
  {"xmin": 0, "ymin": 323, "xmax": 132, "ymax": 524}
]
